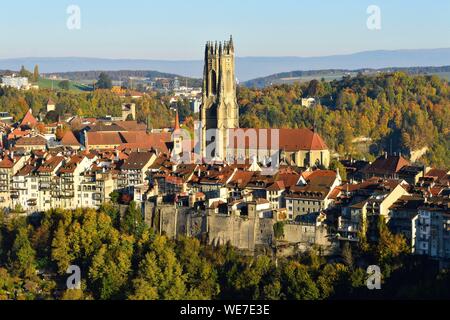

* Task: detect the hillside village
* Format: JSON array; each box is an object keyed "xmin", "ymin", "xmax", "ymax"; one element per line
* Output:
[
  {"xmin": 0, "ymin": 101, "xmax": 449, "ymax": 266},
  {"xmin": 0, "ymin": 38, "xmax": 449, "ymax": 272}
]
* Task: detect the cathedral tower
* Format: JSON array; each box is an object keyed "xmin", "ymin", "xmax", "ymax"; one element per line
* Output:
[{"xmin": 200, "ymin": 36, "xmax": 239, "ymax": 160}]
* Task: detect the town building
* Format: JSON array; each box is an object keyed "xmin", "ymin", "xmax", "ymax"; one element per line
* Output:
[{"xmin": 1, "ymin": 76, "xmax": 30, "ymax": 90}]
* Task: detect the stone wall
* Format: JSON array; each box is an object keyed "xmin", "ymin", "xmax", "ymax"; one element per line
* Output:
[
  {"xmin": 281, "ymin": 222, "xmax": 336, "ymax": 255},
  {"xmin": 208, "ymin": 214, "xmax": 257, "ymax": 251},
  {"xmin": 143, "ymin": 201, "xmax": 336, "ymax": 256}
]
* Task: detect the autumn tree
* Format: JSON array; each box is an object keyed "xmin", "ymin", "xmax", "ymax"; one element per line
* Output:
[
  {"xmin": 10, "ymin": 227, "xmax": 36, "ymax": 278},
  {"xmin": 58, "ymin": 80, "xmax": 70, "ymax": 91},
  {"xmin": 88, "ymin": 232, "xmax": 134, "ymax": 299},
  {"xmin": 129, "ymin": 235, "xmax": 186, "ymax": 300},
  {"xmin": 96, "ymin": 73, "xmax": 112, "ymax": 90},
  {"xmin": 121, "ymin": 201, "xmax": 146, "ymax": 237},
  {"xmin": 33, "ymin": 65, "xmax": 40, "ymax": 82},
  {"xmin": 281, "ymin": 261, "xmax": 320, "ymax": 300}
]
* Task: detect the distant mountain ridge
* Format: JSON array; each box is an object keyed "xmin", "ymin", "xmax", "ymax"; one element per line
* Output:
[
  {"xmin": 243, "ymin": 66, "xmax": 450, "ymax": 88},
  {"xmin": 1, "ymin": 48, "xmax": 450, "ymax": 81}
]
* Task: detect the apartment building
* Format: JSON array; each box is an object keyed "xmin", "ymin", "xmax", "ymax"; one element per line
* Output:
[
  {"xmin": 119, "ymin": 151, "xmax": 157, "ymax": 198},
  {"xmin": 0, "ymin": 154, "xmax": 28, "ymax": 208},
  {"xmin": 337, "ymin": 178, "xmax": 410, "ymax": 242},
  {"xmin": 285, "ymin": 170, "xmax": 341, "ymax": 221},
  {"xmin": 412, "ymin": 200, "xmax": 450, "ymax": 262}
]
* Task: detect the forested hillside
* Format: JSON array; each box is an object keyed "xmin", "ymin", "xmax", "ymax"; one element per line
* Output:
[
  {"xmin": 243, "ymin": 66, "xmax": 450, "ymax": 88},
  {"xmin": 1, "ymin": 72, "xmax": 448, "ymax": 167},
  {"xmin": 238, "ymin": 72, "xmax": 450, "ymax": 167},
  {"xmin": 1, "ymin": 207, "xmax": 450, "ymax": 300},
  {"xmin": 0, "ymin": 88, "xmax": 175, "ymax": 129}
]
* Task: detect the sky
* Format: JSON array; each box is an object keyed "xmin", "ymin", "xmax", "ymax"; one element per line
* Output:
[{"xmin": 1, "ymin": 0, "xmax": 449, "ymax": 60}]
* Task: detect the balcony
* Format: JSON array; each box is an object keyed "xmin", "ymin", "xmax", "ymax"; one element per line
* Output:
[
  {"xmin": 10, "ymin": 192, "xmax": 19, "ymax": 199},
  {"xmin": 93, "ymin": 193, "xmax": 103, "ymax": 201},
  {"xmin": 336, "ymin": 235, "xmax": 359, "ymax": 242},
  {"xmin": 59, "ymin": 191, "xmax": 75, "ymax": 199},
  {"xmin": 39, "ymin": 183, "xmax": 52, "ymax": 190}
]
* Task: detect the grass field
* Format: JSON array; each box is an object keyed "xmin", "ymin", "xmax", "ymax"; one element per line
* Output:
[
  {"xmin": 275, "ymin": 72, "xmax": 358, "ymax": 84},
  {"xmin": 259, "ymin": 71, "xmax": 450, "ymax": 87},
  {"xmin": 431, "ymin": 72, "xmax": 450, "ymax": 81},
  {"xmin": 37, "ymin": 78, "xmax": 93, "ymax": 92}
]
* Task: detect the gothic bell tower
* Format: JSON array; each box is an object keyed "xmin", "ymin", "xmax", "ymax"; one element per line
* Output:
[{"xmin": 200, "ymin": 36, "xmax": 239, "ymax": 160}]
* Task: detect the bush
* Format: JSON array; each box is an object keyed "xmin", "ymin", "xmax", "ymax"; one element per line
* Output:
[{"xmin": 273, "ymin": 222, "xmax": 285, "ymax": 240}]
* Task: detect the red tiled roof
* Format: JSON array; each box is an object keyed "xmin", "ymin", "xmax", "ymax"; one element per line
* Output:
[
  {"xmin": 267, "ymin": 180, "xmax": 285, "ymax": 191},
  {"xmin": 15, "ymin": 135, "xmax": 47, "ymax": 146},
  {"xmin": 59, "ymin": 155, "xmax": 84, "ymax": 174},
  {"xmin": 425, "ymin": 169, "xmax": 449, "ymax": 180},
  {"xmin": 275, "ymin": 172, "xmax": 302, "ymax": 188},
  {"xmin": 290, "ymin": 170, "xmax": 337, "ymax": 195},
  {"xmin": 87, "ymin": 130, "xmax": 171, "ymax": 153},
  {"xmin": 0, "ymin": 157, "xmax": 14, "ymax": 169},
  {"xmin": 228, "ymin": 171, "xmax": 255, "ymax": 188},
  {"xmin": 20, "ymin": 109, "xmax": 38, "ymax": 128},
  {"xmin": 228, "ymin": 128, "xmax": 328, "ymax": 151},
  {"xmin": 362, "ymin": 155, "xmax": 410, "ymax": 175},
  {"xmin": 61, "ymin": 130, "xmax": 81, "ymax": 146},
  {"xmin": 87, "ymin": 132, "xmax": 124, "ymax": 147},
  {"xmin": 89, "ymin": 121, "xmax": 146, "ymax": 132},
  {"xmin": 37, "ymin": 156, "xmax": 64, "ymax": 173},
  {"xmin": 328, "ymin": 187, "xmax": 342, "ymax": 200},
  {"xmin": 166, "ymin": 176, "xmax": 183, "ymax": 185},
  {"xmin": 16, "ymin": 164, "xmax": 34, "ymax": 176},
  {"xmin": 121, "ymin": 152, "xmax": 155, "ymax": 170},
  {"xmin": 8, "ymin": 129, "xmax": 31, "ymax": 140}
]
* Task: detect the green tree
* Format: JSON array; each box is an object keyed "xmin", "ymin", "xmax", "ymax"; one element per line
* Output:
[
  {"xmin": 121, "ymin": 201, "xmax": 145, "ymax": 237},
  {"xmin": 96, "ymin": 72, "xmax": 112, "ymax": 89},
  {"xmin": 19, "ymin": 65, "xmax": 32, "ymax": 79},
  {"xmin": 129, "ymin": 235, "xmax": 186, "ymax": 300},
  {"xmin": 329, "ymin": 159, "xmax": 347, "ymax": 181},
  {"xmin": 175, "ymin": 237, "xmax": 219, "ymax": 299},
  {"xmin": 58, "ymin": 80, "xmax": 70, "ymax": 91},
  {"xmin": 376, "ymin": 216, "xmax": 409, "ymax": 265},
  {"xmin": 99, "ymin": 202, "xmax": 120, "ymax": 229},
  {"xmin": 316, "ymin": 263, "xmax": 349, "ymax": 299},
  {"xmin": 10, "ymin": 227, "xmax": 36, "ymax": 278},
  {"xmin": 281, "ymin": 261, "xmax": 320, "ymax": 300},
  {"xmin": 33, "ymin": 65, "xmax": 40, "ymax": 82},
  {"xmin": 51, "ymin": 221, "xmax": 72, "ymax": 274},
  {"xmin": 88, "ymin": 232, "xmax": 134, "ymax": 300},
  {"xmin": 273, "ymin": 222, "xmax": 285, "ymax": 240},
  {"xmin": 341, "ymin": 242, "xmax": 353, "ymax": 267},
  {"xmin": 109, "ymin": 191, "xmax": 120, "ymax": 204}
]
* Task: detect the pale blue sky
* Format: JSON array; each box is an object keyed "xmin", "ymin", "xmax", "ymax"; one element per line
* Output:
[{"xmin": 1, "ymin": 0, "xmax": 449, "ymax": 59}]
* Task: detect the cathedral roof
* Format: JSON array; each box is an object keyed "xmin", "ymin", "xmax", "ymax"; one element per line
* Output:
[{"xmin": 228, "ymin": 128, "xmax": 328, "ymax": 152}]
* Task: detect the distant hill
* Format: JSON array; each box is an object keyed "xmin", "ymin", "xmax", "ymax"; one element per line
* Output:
[
  {"xmin": 44, "ymin": 70, "xmax": 202, "ymax": 87},
  {"xmin": 45, "ymin": 70, "xmax": 187, "ymax": 81},
  {"xmin": 1, "ymin": 48, "xmax": 450, "ymax": 81},
  {"xmin": 243, "ymin": 66, "xmax": 450, "ymax": 88}
]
